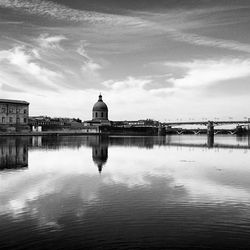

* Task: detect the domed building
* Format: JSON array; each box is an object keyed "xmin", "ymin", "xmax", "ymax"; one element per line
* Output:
[
  {"xmin": 84, "ymin": 94, "xmax": 111, "ymax": 127},
  {"xmin": 92, "ymin": 94, "xmax": 108, "ymax": 121}
]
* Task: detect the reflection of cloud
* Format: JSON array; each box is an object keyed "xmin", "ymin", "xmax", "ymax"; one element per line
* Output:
[{"xmin": 1, "ymin": 143, "xmax": 250, "ymax": 229}]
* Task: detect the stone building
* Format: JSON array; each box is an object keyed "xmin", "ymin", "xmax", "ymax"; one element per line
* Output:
[
  {"xmin": 0, "ymin": 99, "xmax": 29, "ymax": 132},
  {"xmin": 84, "ymin": 94, "xmax": 111, "ymax": 127}
]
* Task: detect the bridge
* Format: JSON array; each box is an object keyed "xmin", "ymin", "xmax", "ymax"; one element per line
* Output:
[
  {"xmin": 157, "ymin": 120, "xmax": 250, "ymax": 138},
  {"xmin": 163, "ymin": 120, "xmax": 250, "ymax": 127}
]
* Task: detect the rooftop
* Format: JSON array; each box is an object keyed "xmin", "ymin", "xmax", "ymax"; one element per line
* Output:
[{"xmin": 0, "ymin": 99, "xmax": 29, "ymax": 105}]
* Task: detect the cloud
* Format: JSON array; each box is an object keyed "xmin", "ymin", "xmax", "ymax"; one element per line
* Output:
[
  {"xmin": 1, "ymin": 0, "xmax": 250, "ymax": 55},
  {"xmin": 103, "ymin": 76, "xmax": 150, "ymax": 90},
  {"xmin": 165, "ymin": 59, "xmax": 250, "ymax": 88},
  {"xmin": 0, "ymin": 0, "xmax": 146, "ymax": 27},
  {"xmin": 169, "ymin": 31, "xmax": 250, "ymax": 54},
  {"xmin": 76, "ymin": 41, "xmax": 102, "ymax": 83},
  {"xmin": 36, "ymin": 34, "xmax": 67, "ymax": 49},
  {"xmin": 77, "ymin": 41, "xmax": 101, "ymax": 71},
  {"xmin": 0, "ymin": 34, "xmax": 104, "ymax": 94},
  {"xmin": 0, "ymin": 45, "xmax": 62, "ymax": 92}
]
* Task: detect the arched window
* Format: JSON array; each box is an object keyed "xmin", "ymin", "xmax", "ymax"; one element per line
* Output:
[
  {"xmin": 101, "ymin": 112, "xmax": 103, "ymax": 117},
  {"xmin": 95, "ymin": 112, "xmax": 98, "ymax": 118}
]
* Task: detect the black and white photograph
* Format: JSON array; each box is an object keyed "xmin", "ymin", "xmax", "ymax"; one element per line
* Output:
[{"xmin": 0, "ymin": 0, "xmax": 250, "ymax": 249}]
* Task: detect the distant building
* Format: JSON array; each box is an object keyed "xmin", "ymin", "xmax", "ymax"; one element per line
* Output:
[
  {"xmin": 112, "ymin": 119, "xmax": 159, "ymax": 127},
  {"xmin": 84, "ymin": 94, "xmax": 111, "ymax": 127},
  {"xmin": 0, "ymin": 99, "xmax": 29, "ymax": 132},
  {"xmin": 29, "ymin": 116, "xmax": 83, "ymax": 131}
]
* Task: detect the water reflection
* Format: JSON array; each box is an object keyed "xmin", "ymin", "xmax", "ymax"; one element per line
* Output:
[
  {"xmin": 0, "ymin": 137, "xmax": 28, "ymax": 170},
  {"xmin": 1, "ymin": 135, "xmax": 250, "ymax": 249},
  {"xmin": 1, "ymin": 135, "xmax": 250, "ymax": 173},
  {"xmin": 91, "ymin": 136, "xmax": 108, "ymax": 173}
]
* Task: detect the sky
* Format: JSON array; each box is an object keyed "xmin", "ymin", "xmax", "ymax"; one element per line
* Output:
[{"xmin": 0, "ymin": 0, "xmax": 250, "ymax": 121}]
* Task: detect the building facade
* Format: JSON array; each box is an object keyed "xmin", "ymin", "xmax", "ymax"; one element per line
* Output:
[{"xmin": 0, "ymin": 99, "xmax": 29, "ymax": 132}]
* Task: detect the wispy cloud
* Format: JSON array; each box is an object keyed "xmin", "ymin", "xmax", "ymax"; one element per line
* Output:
[
  {"xmin": 1, "ymin": 0, "xmax": 250, "ymax": 55},
  {"xmin": 0, "ymin": 0, "xmax": 146, "ymax": 27},
  {"xmin": 77, "ymin": 41, "xmax": 101, "ymax": 71},
  {"xmin": 169, "ymin": 31, "xmax": 250, "ymax": 54},
  {"xmin": 76, "ymin": 41, "xmax": 102, "ymax": 84},
  {"xmin": 137, "ymin": 5, "xmax": 250, "ymax": 53}
]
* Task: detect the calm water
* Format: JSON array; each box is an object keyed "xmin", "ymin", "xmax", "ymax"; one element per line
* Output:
[{"xmin": 1, "ymin": 135, "xmax": 250, "ymax": 249}]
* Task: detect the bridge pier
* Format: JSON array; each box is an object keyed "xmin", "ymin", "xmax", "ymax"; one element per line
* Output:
[
  {"xmin": 158, "ymin": 126, "xmax": 166, "ymax": 136},
  {"xmin": 207, "ymin": 134, "xmax": 214, "ymax": 147},
  {"xmin": 207, "ymin": 121, "xmax": 214, "ymax": 147},
  {"xmin": 248, "ymin": 118, "xmax": 250, "ymax": 133},
  {"xmin": 248, "ymin": 118, "xmax": 250, "ymax": 147},
  {"xmin": 207, "ymin": 121, "xmax": 214, "ymax": 136}
]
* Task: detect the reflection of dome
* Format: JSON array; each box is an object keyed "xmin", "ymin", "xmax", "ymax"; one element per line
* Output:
[
  {"xmin": 92, "ymin": 146, "xmax": 108, "ymax": 174},
  {"xmin": 92, "ymin": 94, "xmax": 108, "ymax": 112}
]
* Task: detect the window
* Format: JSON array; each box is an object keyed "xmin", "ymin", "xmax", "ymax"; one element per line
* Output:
[
  {"xmin": 101, "ymin": 112, "xmax": 103, "ymax": 117},
  {"xmin": 9, "ymin": 117, "xmax": 13, "ymax": 123},
  {"xmin": 2, "ymin": 117, "xmax": 5, "ymax": 123},
  {"xmin": 24, "ymin": 109, "xmax": 27, "ymax": 114},
  {"xmin": 1, "ymin": 108, "xmax": 6, "ymax": 113},
  {"xmin": 95, "ymin": 112, "xmax": 98, "ymax": 118},
  {"xmin": 17, "ymin": 118, "xmax": 20, "ymax": 124},
  {"xmin": 17, "ymin": 109, "xmax": 20, "ymax": 113},
  {"xmin": 24, "ymin": 118, "xmax": 27, "ymax": 123}
]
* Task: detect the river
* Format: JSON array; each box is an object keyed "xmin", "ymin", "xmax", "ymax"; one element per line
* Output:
[{"xmin": 0, "ymin": 135, "xmax": 250, "ymax": 249}]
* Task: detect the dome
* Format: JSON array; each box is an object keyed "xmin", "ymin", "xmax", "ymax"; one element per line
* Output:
[{"xmin": 92, "ymin": 94, "xmax": 108, "ymax": 111}]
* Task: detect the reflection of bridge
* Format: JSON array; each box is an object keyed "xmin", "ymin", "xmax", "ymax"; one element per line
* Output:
[
  {"xmin": 164, "ymin": 142, "xmax": 250, "ymax": 150},
  {"xmin": 28, "ymin": 135, "xmax": 250, "ymax": 150}
]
